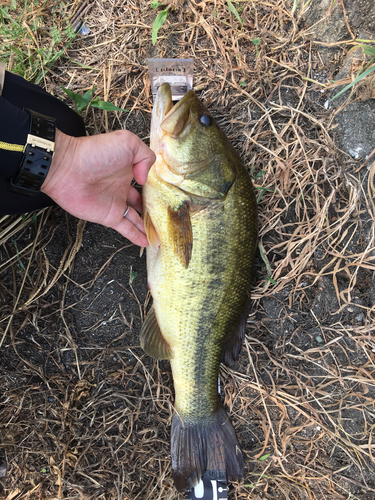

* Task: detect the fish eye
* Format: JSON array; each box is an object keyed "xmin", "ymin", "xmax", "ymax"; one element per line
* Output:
[{"xmin": 199, "ymin": 114, "xmax": 211, "ymax": 127}]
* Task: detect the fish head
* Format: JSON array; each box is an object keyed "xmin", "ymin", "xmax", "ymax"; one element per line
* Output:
[{"xmin": 151, "ymin": 83, "xmax": 231, "ymax": 180}]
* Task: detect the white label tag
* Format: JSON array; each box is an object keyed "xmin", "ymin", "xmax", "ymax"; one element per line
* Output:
[
  {"xmin": 148, "ymin": 58, "xmax": 194, "ymax": 100},
  {"xmin": 194, "ymin": 479, "xmax": 204, "ymax": 498},
  {"xmin": 185, "ymin": 471, "xmax": 228, "ymax": 500}
]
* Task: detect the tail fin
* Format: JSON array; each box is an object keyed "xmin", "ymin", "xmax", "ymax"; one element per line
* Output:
[{"xmin": 170, "ymin": 407, "xmax": 244, "ymax": 492}]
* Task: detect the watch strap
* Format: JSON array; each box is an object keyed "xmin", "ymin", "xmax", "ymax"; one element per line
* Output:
[
  {"xmin": 10, "ymin": 109, "xmax": 56, "ymax": 196},
  {"xmin": 27, "ymin": 108, "xmax": 56, "ymax": 143}
]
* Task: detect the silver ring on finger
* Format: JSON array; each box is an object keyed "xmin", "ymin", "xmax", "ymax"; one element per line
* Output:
[{"xmin": 123, "ymin": 206, "xmax": 130, "ymax": 218}]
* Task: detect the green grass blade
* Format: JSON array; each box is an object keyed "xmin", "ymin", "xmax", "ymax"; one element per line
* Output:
[
  {"xmin": 61, "ymin": 86, "xmax": 90, "ymax": 107},
  {"xmin": 226, "ymin": 0, "xmax": 243, "ymax": 25},
  {"xmin": 259, "ymin": 242, "xmax": 271, "ymax": 276},
  {"xmin": 258, "ymin": 453, "xmax": 271, "ymax": 461},
  {"xmin": 256, "ymin": 185, "xmax": 273, "ymax": 204},
  {"xmin": 130, "ymin": 271, "xmax": 138, "ymax": 284},
  {"xmin": 331, "ymin": 63, "xmax": 375, "ymax": 101},
  {"xmin": 61, "ymin": 56, "xmax": 101, "ymax": 71},
  {"xmin": 360, "ymin": 45, "xmax": 375, "ymax": 56},
  {"xmin": 258, "ymin": 241, "xmax": 278, "ymax": 286},
  {"xmin": 254, "ymin": 170, "xmax": 265, "ymax": 180},
  {"xmin": 83, "ymin": 89, "xmax": 93, "ymax": 102},
  {"xmin": 91, "ymin": 101, "xmax": 128, "ymax": 112},
  {"xmin": 14, "ymin": 240, "xmax": 25, "ymax": 271},
  {"xmin": 152, "ymin": 8, "xmax": 169, "ymax": 45}
]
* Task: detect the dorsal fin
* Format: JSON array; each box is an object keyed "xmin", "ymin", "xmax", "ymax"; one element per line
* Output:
[{"xmin": 140, "ymin": 307, "xmax": 173, "ymax": 360}]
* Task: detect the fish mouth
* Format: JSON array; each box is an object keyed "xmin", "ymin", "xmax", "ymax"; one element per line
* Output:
[
  {"xmin": 151, "ymin": 83, "xmax": 213, "ymax": 176},
  {"xmin": 160, "ymin": 88, "xmax": 196, "ymax": 137},
  {"xmin": 150, "ymin": 83, "xmax": 173, "ymax": 152},
  {"xmin": 151, "ymin": 84, "xmax": 196, "ymax": 148}
]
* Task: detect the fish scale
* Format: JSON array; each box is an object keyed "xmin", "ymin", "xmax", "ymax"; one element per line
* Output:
[{"xmin": 141, "ymin": 83, "xmax": 258, "ymax": 491}]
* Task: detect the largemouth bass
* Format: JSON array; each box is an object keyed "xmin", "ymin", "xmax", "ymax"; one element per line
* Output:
[{"xmin": 141, "ymin": 83, "xmax": 258, "ymax": 491}]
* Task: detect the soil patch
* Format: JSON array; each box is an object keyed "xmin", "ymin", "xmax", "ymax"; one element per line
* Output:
[{"xmin": 1, "ymin": 1, "xmax": 375, "ymax": 499}]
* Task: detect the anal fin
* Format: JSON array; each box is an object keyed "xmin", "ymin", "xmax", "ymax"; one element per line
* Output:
[
  {"xmin": 222, "ymin": 296, "xmax": 251, "ymax": 367},
  {"xmin": 140, "ymin": 307, "xmax": 172, "ymax": 360}
]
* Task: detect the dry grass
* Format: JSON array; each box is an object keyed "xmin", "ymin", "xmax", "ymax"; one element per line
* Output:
[{"xmin": 1, "ymin": 0, "xmax": 375, "ymax": 499}]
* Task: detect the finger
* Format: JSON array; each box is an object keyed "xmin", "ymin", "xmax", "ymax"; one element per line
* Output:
[
  {"xmin": 132, "ymin": 154, "xmax": 155, "ymax": 185},
  {"xmin": 129, "ymin": 133, "xmax": 155, "ymax": 167},
  {"xmin": 128, "ymin": 135, "xmax": 155, "ymax": 185},
  {"xmin": 113, "ymin": 207, "xmax": 149, "ymax": 247},
  {"xmin": 116, "ymin": 130, "xmax": 155, "ymax": 185},
  {"xmin": 124, "ymin": 206, "xmax": 146, "ymax": 233},
  {"xmin": 127, "ymin": 186, "xmax": 143, "ymax": 214}
]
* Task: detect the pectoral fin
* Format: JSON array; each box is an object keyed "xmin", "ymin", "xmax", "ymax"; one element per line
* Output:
[
  {"xmin": 140, "ymin": 307, "xmax": 173, "ymax": 360},
  {"xmin": 144, "ymin": 210, "xmax": 160, "ymax": 252},
  {"xmin": 168, "ymin": 203, "xmax": 193, "ymax": 269}
]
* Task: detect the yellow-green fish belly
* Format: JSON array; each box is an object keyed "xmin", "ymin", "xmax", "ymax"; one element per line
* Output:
[{"xmin": 145, "ymin": 167, "xmax": 257, "ymax": 420}]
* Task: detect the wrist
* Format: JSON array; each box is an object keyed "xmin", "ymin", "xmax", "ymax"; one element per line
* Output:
[{"xmin": 41, "ymin": 128, "xmax": 77, "ymax": 199}]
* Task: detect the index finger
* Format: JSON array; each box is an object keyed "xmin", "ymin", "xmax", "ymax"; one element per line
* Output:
[{"xmin": 124, "ymin": 132, "xmax": 156, "ymax": 185}]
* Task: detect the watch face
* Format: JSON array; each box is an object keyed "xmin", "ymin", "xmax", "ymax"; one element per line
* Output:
[{"xmin": 28, "ymin": 109, "xmax": 56, "ymax": 143}]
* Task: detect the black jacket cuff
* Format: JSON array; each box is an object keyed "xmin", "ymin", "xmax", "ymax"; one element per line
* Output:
[{"xmin": 0, "ymin": 96, "xmax": 30, "ymax": 179}]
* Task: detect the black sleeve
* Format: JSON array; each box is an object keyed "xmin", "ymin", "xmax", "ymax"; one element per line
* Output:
[
  {"xmin": 0, "ymin": 96, "xmax": 30, "ymax": 179},
  {"xmin": 0, "ymin": 71, "xmax": 85, "ymax": 215},
  {"xmin": 0, "ymin": 70, "xmax": 86, "ymax": 181}
]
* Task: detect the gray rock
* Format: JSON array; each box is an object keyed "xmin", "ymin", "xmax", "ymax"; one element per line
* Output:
[
  {"xmin": 0, "ymin": 462, "xmax": 6, "ymax": 478},
  {"xmin": 303, "ymin": 0, "xmax": 375, "ymax": 161},
  {"xmin": 304, "ymin": 0, "xmax": 375, "ymax": 54},
  {"xmin": 333, "ymin": 99, "xmax": 375, "ymax": 160}
]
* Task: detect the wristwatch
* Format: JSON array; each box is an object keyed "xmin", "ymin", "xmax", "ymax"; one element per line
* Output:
[{"xmin": 10, "ymin": 109, "xmax": 56, "ymax": 196}]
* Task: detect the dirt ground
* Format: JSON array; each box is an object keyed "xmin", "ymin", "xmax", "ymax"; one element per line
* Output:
[{"xmin": 1, "ymin": 1, "xmax": 375, "ymax": 499}]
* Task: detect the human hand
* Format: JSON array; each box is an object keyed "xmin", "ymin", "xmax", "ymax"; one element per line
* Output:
[{"xmin": 41, "ymin": 129, "xmax": 155, "ymax": 247}]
